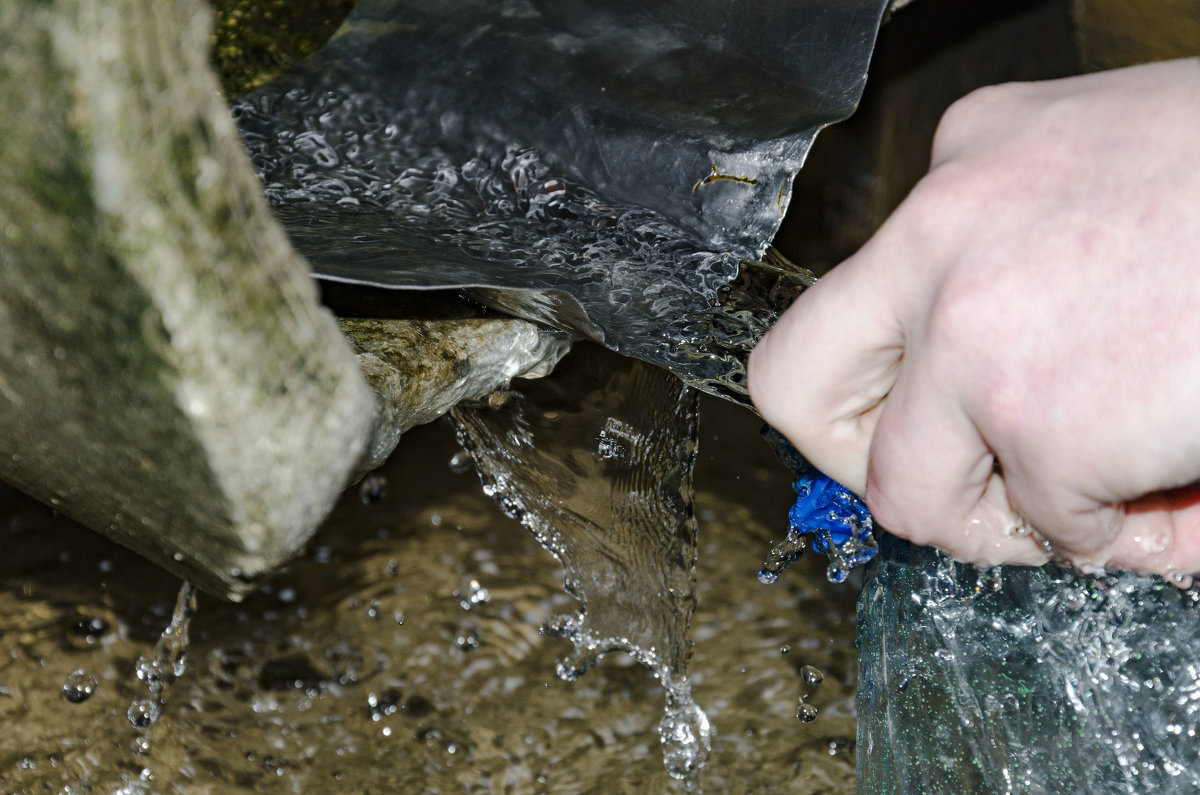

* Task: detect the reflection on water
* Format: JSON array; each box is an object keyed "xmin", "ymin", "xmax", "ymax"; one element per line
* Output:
[{"xmin": 0, "ymin": 388, "xmax": 857, "ymax": 793}]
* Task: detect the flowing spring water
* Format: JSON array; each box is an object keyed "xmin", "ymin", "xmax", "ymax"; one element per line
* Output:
[
  {"xmin": 232, "ymin": 78, "xmax": 758, "ymax": 400},
  {"xmin": 228, "ymin": 0, "xmax": 884, "ymax": 402},
  {"xmin": 450, "ymin": 345, "xmax": 711, "ymax": 782},
  {"xmin": 860, "ymin": 533, "xmax": 1200, "ymax": 793}
]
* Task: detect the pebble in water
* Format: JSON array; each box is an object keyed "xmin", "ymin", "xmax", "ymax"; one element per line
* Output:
[{"xmin": 62, "ymin": 670, "xmax": 97, "ymax": 704}]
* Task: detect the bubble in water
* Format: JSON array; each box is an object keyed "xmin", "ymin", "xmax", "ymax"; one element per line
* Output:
[
  {"xmin": 62, "ymin": 670, "xmax": 97, "ymax": 704},
  {"xmin": 796, "ymin": 702, "xmax": 819, "ymax": 723},
  {"xmin": 801, "ymin": 664, "xmax": 824, "ymax": 687}
]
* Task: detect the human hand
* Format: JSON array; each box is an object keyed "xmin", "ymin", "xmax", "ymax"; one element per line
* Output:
[{"xmin": 749, "ymin": 58, "xmax": 1200, "ymax": 580}]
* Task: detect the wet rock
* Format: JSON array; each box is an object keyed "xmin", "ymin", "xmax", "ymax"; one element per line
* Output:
[
  {"xmin": 0, "ymin": 0, "xmax": 376, "ymax": 598},
  {"xmin": 341, "ymin": 317, "xmax": 570, "ymax": 476},
  {"xmin": 0, "ymin": 1, "xmax": 576, "ymax": 598}
]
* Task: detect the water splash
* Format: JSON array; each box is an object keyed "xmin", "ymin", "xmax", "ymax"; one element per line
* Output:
[
  {"xmin": 660, "ymin": 689, "xmax": 714, "ymax": 782},
  {"xmin": 860, "ymin": 534, "xmax": 1200, "ymax": 792},
  {"xmin": 759, "ymin": 429, "xmax": 877, "ymax": 585},
  {"xmin": 127, "ymin": 581, "xmax": 197, "ymax": 754},
  {"xmin": 450, "ymin": 344, "xmax": 710, "ymax": 781}
]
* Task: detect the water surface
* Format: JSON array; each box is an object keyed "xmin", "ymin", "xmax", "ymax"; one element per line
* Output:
[{"xmin": 0, "ymin": 396, "xmax": 856, "ymax": 793}]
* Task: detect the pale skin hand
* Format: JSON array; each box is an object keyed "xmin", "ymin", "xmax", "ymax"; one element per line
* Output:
[{"xmin": 749, "ymin": 58, "xmax": 1200, "ymax": 579}]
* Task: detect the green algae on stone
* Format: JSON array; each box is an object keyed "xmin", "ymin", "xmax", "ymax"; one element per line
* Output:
[{"xmin": 208, "ymin": 0, "xmax": 358, "ymax": 97}]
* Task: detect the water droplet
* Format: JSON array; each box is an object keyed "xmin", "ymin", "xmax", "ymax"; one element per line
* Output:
[
  {"xmin": 456, "ymin": 627, "xmax": 480, "ymax": 651},
  {"xmin": 756, "ymin": 569, "xmax": 779, "ymax": 585},
  {"xmin": 62, "ymin": 670, "xmax": 97, "ymax": 703},
  {"xmin": 127, "ymin": 697, "xmax": 160, "ymax": 730},
  {"xmin": 127, "ymin": 582, "xmax": 197, "ymax": 743},
  {"xmin": 1063, "ymin": 589, "xmax": 1087, "ymax": 610},
  {"xmin": 1168, "ymin": 570, "xmax": 1194, "ymax": 590},
  {"xmin": 366, "ymin": 689, "xmax": 401, "ymax": 721},
  {"xmin": 454, "ymin": 578, "xmax": 490, "ymax": 610},
  {"xmin": 796, "ymin": 702, "xmax": 819, "ymax": 722},
  {"xmin": 779, "ymin": 644, "xmax": 792, "ymax": 655},
  {"xmin": 801, "ymin": 664, "xmax": 824, "ymax": 687},
  {"xmin": 758, "ymin": 532, "xmax": 807, "ymax": 584},
  {"xmin": 825, "ymin": 561, "xmax": 850, "ymax": 583},
  {"xmin": 67, "ymin": 615, "xmax": 111, "ymax": 648},
  {"xmin": 448, "ymin": 450, "xmax": 474, "ymax": 474},
  {"xmin": 658, "ymin": 693, "xmax": 711, "ymax": 781}
]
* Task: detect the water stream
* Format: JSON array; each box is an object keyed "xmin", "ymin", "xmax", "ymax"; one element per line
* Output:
[
  {"xmin": 127, "ymin": 581, "xmax": 197, "ymax": 756},
  {"xmin": 450, "ymin": 345, "xmax": 708, "ymax": 781}
]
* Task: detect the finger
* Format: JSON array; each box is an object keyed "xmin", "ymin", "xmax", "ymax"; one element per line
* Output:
[
  {"xmin": 748, "ymin": 247, "xmax": 907, "ymax": 493},
  {"xmin": 865, "ymin": 364, "xmax": 1049, "ymax": 566},
  {"xmin": 1078, "ymin": 486, "xmax": 1200, "ymax": 580}
]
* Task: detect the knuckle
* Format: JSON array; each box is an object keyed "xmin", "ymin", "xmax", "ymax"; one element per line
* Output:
[{"xmin": 933, "ymin": 83, "xmax": 1019, "ymax": 155}]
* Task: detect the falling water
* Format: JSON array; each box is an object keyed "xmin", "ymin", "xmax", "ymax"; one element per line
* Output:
[
  {"xmin": 450, "ymin": 344, "xmax": 711, "ymax": 782},
  {"xmin": 127, "ymin": 581, "xmax": 197, "ymax": 755}
]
